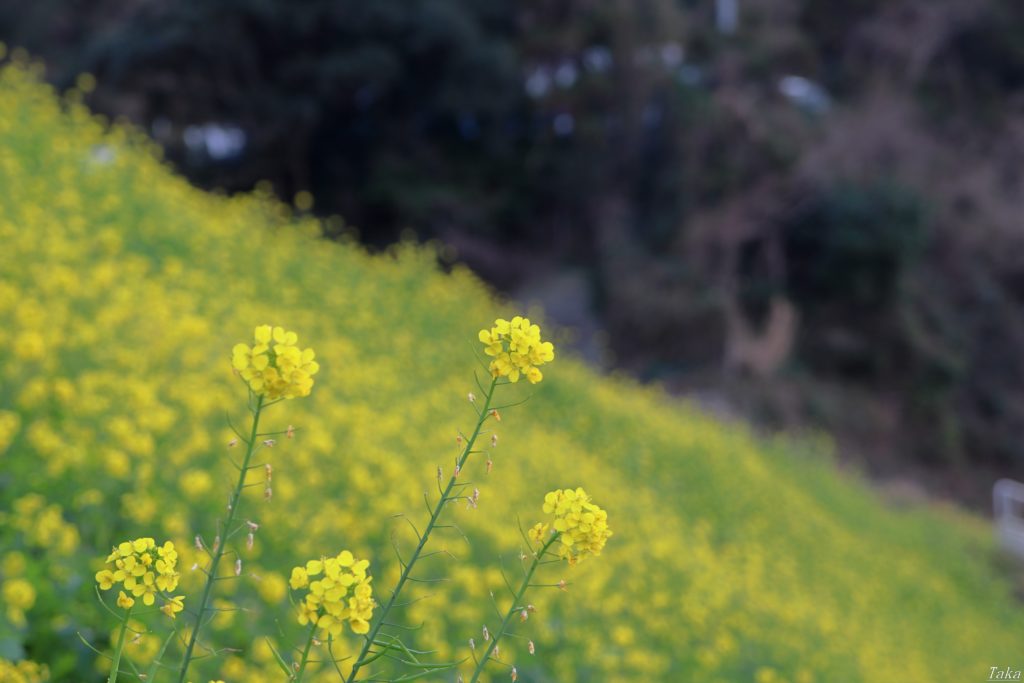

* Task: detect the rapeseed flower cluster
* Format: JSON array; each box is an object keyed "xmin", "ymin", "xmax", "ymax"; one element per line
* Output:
[
  {"xmin": 232, "ymin": 325, "xmax": 319, "ymax": 399},
  {"xmin": 289, "ymin": 550, "xmax": 375, "ymax": 637},
  {"xmin": 0, "ymin": 658, "xmax": 48, "ymax": 683},
  {"xmin": 530, "ymin": 488, "xmax": 612, "ymax": 565},
  {"xmin": 6, "ymin": 495, "xmax": 79, "ymax": 557},
  {"xmin": 1, "ymin": 578, "xmax": 36, "ymax": 626},
  {"xmin": 479, "ymin": 316, "xmax": 554, "ymax": 383},
  {"xmin": 95, "ymin": 538, "xmax": 182, "ymax": 613}
]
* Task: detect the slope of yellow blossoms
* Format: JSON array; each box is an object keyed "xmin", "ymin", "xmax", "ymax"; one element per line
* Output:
[{"xmin": 0, "ymin": 55, "xmax": 1022, "ymax": 681}]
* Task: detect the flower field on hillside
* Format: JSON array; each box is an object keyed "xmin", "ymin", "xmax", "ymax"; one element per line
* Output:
[{"xmin": 0, "ymin": 54, "xmax": 1023, "ymax": 682}]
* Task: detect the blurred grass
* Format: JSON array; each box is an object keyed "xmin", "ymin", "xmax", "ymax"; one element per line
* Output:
[{"xmin": 0, "ymin": 56, "xmax": 1022, "ymax": 682}]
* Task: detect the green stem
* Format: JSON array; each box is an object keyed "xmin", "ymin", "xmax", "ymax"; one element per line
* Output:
[
  {"xmin": 176, "ymin": 394, "xmax": 265, "ymax": 683},
  {"xmin": 293, "ymin": 623, "xmax": 318, "ymax": 682},
  {"xmin": 469, "ymin": 535, "xmax": 559, "ymax": 683},
  {"xmin": 345, "ymin": 377, "xmax": 499, "ymax": 682},
  {"xmin": 107, "ymin": 605, "xmax": 133, "ymax": 683}
]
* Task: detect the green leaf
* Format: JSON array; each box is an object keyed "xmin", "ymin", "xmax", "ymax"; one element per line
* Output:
[{"xmin": 264, "ymin": 637, "xmax": 293, "ymax": 676}]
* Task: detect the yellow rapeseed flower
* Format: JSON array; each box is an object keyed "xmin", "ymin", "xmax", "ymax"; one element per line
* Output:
[
  {"xmin": 0, "ymin": 658, "xmax": 48, "ymax": 683},
  {"xmin": 95, "ymin": 538, "xmax": 181, "ymax": 612},
  {"xmin": 538, "ymin": 488, "xmax": 612, "ymax": 565},
  {"xmin": 160, "ymin": 595, "xmax": 185, "ymax": 619},
  {"xmin": 2, "ymin": 578, "xmax": 36, "ymax": 626},
  {"xmin": 232, "ymin": 325, "xmax": 319, "ymax": 399},
  {"xmin": 291, "ymin": 549, "xmax": 375, "ymax": 637},
  {"xmin": 478, "ymin": 316, "xmax": 554, "ymax": 384},
  {"xmin": 289, "ymin": 566, "xmax": 309, "ymax": 590}
]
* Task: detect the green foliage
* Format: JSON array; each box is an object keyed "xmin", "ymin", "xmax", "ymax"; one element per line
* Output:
[
  {"xmin": 0, "ymin": 60, "xmax": 1023, "ymax": 682},
  {"xmin": 785, "ymin": 181, "xmax": 926, "ymax": 314}
]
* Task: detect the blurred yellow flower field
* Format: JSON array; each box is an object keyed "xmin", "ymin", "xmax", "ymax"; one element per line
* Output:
[{"xmin": 0, "ymin": 54, "xmax": 1022, "ymax": 681}]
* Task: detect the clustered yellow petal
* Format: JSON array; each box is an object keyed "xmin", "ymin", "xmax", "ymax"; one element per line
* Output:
[
  {"xmin": 1, "ymin": 578, "xmax": 36, "ymax": 627},
  {"xmin": 95, "ymin": 538, "xmax": 183, "ymax": 615},
  {"xmin": 0, "ymin": 658, "xmax": 48, "ymax": 683},
  {"xmin": 160, "ymin": 594, "xmax": 185, "ymax": 619},
  {"xmin": 478, "ymin": 316, "xmax": 554, "ymax": 384},
  {"xmin": 290, "ymin": 549, "xmax": 375, "ymax": 637},
  {"xmin": 538, "ymin": 488, "xmax": 612, "ymax": 565},
  {"xmin": 232, "ymin": 325, "xmax": 319, "ymax": 399}
]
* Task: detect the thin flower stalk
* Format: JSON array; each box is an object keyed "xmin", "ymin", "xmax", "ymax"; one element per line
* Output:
[
  {"xmin": 344, "ymin": 376, "xmax": 499, "ymax": 682},
  {"xmin": 175, "ymin": 394, "xmax": 265, "ymax": 682},
  {"xmin": 106, "ymin": 605, "xmax": 133, "ymax": 683},
  {"xmin": 178, "ymin": 325, "xmax": 318, "ymax": 681},
  {"xmin": 293, "ymin": 623, "xmax": 318, "ymax": 682},
  {"xmin": 468, "ymin": 535, "xmax": 559, "ymax": 683}
]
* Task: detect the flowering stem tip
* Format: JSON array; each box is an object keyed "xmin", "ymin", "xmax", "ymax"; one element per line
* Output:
[
  {"xmin": 478, "ymin": 316, "xmax": 554, "ymax": 384},
  {"xmin": 469, "ymin": 488, "xmax": 611, "ymax": 683},
  {"xmin": 94, "ymin": 537, "xmax": 182, "ymax": 682},
  {"xmin": 177, "ymin": 327, "xmax": 317, "ymax": 681}
]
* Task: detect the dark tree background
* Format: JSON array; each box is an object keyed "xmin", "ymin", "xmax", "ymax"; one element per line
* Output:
[{"xmin": 6, "ymin": 0, "xmax": 1024, "ymax": 505}]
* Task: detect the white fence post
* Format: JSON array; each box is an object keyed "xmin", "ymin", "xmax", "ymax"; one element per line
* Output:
[{"xmin": 994, "ymin": 478, "xmax": 1024, "ymax": 559}]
